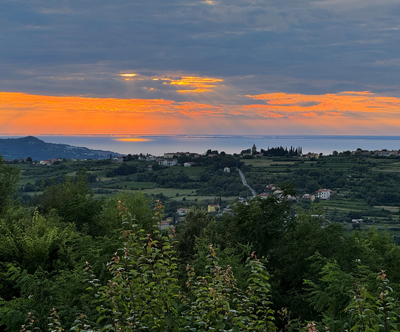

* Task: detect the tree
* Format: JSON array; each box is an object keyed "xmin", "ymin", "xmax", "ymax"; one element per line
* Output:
[
  {"xmin": 0, "ymin": 155, "xmax": 20, "ymax": 214},
  {"xmin": 99, "ymin": 191, "xmax": 155, "ymax": 235},
  {"xmin": 175, "ymin": 206, "xmax": 211, "ymax": 264},
  {"xmin": 305, "ymin": 262, "xmax": 400, "ymax": 331},
  {"xmin": 79, "ymin": 208, "xmax": 277, "ymax": 331},
  {"xmin": 0, "ymin": 209, "xmax": 78, "ymax": 331},
  {"xmin": 39, "ymin": 169, "xmax": 103, "ymax": 236},
  {"xmin": 89, "ymin": 203, "xmax": 181, "ymax": 331},
  {"xmin": 228, "ymin": 195, "xmax": 294, "ymax": 256}
]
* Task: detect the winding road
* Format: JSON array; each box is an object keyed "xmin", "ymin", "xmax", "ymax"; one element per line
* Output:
[{"xmin": 238, "ymin": 169, "xmax": 257, "ymax": 197}]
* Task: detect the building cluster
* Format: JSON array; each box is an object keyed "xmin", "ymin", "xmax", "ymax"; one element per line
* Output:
[
  {"xmin": 253, "ymin": 184, "xmax": 297, "ymax": 201},
  {"xmin": 253, "ymin": 183, "xmax": 336, "ymax": 202},
  {"xmin": 137, "ymin": 152, "xmax": 201, "ymax": 168},
  {"xmin": 304, "ymin": 153, "xmax": 320, "ymax": 159},
  {"xmin": 302, "ymin": 189, "xmax": 336, "ymax": 201},
  {"xmin": 352, "ymin": 149, "xmax": 400, "ymax": 157}
]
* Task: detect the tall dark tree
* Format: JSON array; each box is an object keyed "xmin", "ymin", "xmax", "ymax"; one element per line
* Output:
[{"xmin": 0, "ymin": 155, "xmax": 20, "ymax": 214}]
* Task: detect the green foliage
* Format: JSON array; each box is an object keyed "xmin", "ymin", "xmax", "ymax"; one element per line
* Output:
[
  {"xmin": 47, "ymin": 308, "xmax": 65, "ymax": 332},
  {"xmin": 12, "ymin": 199, "xmax": 278, "ymax": 331},
  {"xmin": 305, "ymin": 260, "xmax": 400, "ymax": 331},
  {"xmin": 184, "ymin": 247, "xmax": 276, "ymax": 331},
  {"xmin": 0, "ymin": 209, "xmax": 75, "ymax": 273},
  {"xmin": 0, "ymin": 209, "xmax": 79, "ymax": 331},
  {"xmin": 304, "ymin": 260, "xmax": 356, "ymax": 330},
  {"xmin": 39, "ymin": 169, "xmax": 103, "ymax": 236},
  {"xmin": 4, "ymin": 154, "xmax": 400, "ymax": 331},
  {"xmin": 99, "ymin": 191, "xmax": 155, "ymax": 235},
  {"xmin": 86, "ymin": 201, "xmax": 181, "ymax": 331},
  {"xmin": 344, "ymin": 270, "xmax": 400, "ymax": 332},
  {"xmin": 197, "ymin": 170, "xmax": 245, "ymax": 196},
  {"xmin": 175, "ymin": 205, "xmax": 211, "ymax": 264},
  {"xmin": 229, "ymin": 196, "xmax": 293, "ymax": 256},
  {"xmin": 105, "ymin": 163, "xmax": 137, "ymax": 177},
  {"xmin": 0, "ymin": 155, "xmax": 20, "ymax": 213}
]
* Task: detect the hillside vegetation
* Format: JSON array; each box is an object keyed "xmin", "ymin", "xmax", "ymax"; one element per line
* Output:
[
  {"xmin": 2, "ymin": 152, "xmax": 400, "ymax": 331},
  {"xmin": 0, "ymin": 136, "xmax": 122, "ymax": 160},
  {"xmin": 13, "ymin": 151, "xmax": 400, "ymax": 235}
]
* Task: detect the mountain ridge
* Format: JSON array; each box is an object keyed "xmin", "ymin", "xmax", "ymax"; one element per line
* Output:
[{"xmin": 0, "ymin": 136, "xmax": 123, "ymax": 160}]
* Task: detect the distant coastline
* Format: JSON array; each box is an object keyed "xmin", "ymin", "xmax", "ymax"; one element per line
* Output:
[
  {"xmin": 3, "ymin": 133, "xmax": 400, "ymax": 140},
  {"xmin": 1, "ymin": 134, "xmax": 400, "ymax": 157}
]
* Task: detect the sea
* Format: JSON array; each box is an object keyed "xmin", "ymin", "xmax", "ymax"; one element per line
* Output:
[{"xmin": 3, "ymin": 134, "xmax": 400, "ymax": 156}]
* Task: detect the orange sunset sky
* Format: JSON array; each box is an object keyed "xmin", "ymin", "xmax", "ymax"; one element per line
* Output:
[
  {"xmin": 1, "ymin": 1, "xmax": 400, "ymax": 136},
  {"xmin": 1, "ymin": 88, "xmax": 400, "ymax": 135}
]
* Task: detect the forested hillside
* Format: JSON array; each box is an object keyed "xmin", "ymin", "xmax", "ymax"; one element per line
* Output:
[
  {"xmin": 0, "ymin": 136, "xmax": 122, "ymax": 160},
  {"xmin": 2, "ymin": 154, "xmax": 400, "ymax": 331}
]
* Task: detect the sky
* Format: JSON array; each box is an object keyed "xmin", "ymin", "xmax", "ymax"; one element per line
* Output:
[{"xmin": 1, "ymin": 0, "xmax": 400, "ymax": 136}]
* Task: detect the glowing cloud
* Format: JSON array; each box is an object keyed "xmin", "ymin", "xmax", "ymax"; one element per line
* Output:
[
  {"xmin": 245, "ymin": 91, "xmax": 400, "ymax": 118},
  {"xmin": 1, "ymin": 91, "xmax": 400, "ymax": 135},
  {"xmin": 119, "ymin": 73, "xmax": 138, "ymax": 77},
  {"xmin": 169, "ymin": 77, "xmax": 223, "ymax": 93},
  {"xmin": 118, "ymin": 72, "xmax": 223, "ymax": 93}
]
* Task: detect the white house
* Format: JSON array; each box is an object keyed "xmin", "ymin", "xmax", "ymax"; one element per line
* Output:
[
  {"xmin": 316, "ymin": 189, "xmax": 332, "ymax": 200},
  {"xmin": 159, "ymin": 159, "xmax": 178, "ymax": 166}
]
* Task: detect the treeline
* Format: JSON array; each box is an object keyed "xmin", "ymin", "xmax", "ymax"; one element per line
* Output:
[
  {"xmin": 105, "ymin": 163, "xmax": 138, "ymax": 177},
  {"xmin": 177, "ymin": 153, "xmax": 242, "ymax": 169},
  {"xmin": 137, "ymin": 169, "xmax": 193, "ymax": 188},
  {"xmin": 20, "ymin": 171, "xmax": 98, "ymax": 193},
  {"xmin": 241, "ymin": 146, "xmax": 302, "ymax": 157},
  {"xmin": 262, "ymin": 146, "xmax": 302, "ymax": 157},
  {"xmin": 2, "ymin": 156, "xmax": 400, "ymax": 331}
]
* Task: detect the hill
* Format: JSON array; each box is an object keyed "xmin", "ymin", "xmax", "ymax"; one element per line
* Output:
[{"xmin": 0, "ymin": 136, "xmax": 123, "ymax": 160}]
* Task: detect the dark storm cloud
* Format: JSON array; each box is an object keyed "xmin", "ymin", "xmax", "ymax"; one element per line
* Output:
[{"xmin": 1, "ymin": 0, "xmax": 399, "ymax": 98}]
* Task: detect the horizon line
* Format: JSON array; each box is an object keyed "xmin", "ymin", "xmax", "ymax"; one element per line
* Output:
[{"xmin": 2, "ymin": 133, "xmax": 400, "ymax": 139}]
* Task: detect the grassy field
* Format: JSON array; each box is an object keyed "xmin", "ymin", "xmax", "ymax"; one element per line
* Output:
[
  {"xmin": 323, "ymin": 199, "xmax": 371, "ymax": 211},
  {"xmin": 139, "ymin": 188, "xmax": 195, "ymax": 197},
  {"xmin": 170, "ymin": 195, "xmax": 238, "ymax": 202},
  {"xmin": 374, "ymin": 206, "xmax": 400, "ymax": 212},
  {"xmin": 163, "ymin": 165, "xmax": 206, "ymax": 179}
]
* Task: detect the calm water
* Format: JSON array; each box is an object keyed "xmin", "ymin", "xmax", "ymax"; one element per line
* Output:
[{"xmin": 7, "ymin": 135, "xmax": 398, "ymax": 156}]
